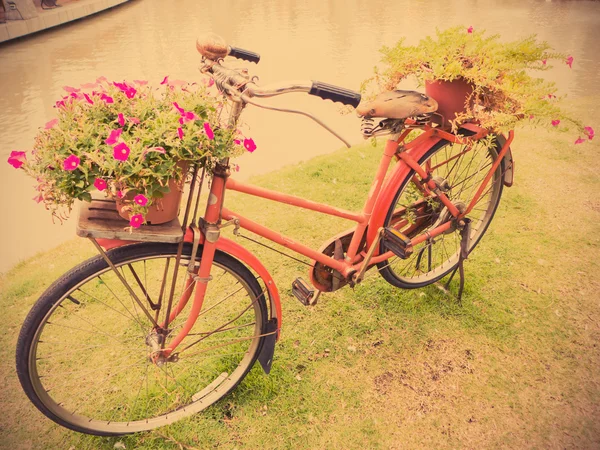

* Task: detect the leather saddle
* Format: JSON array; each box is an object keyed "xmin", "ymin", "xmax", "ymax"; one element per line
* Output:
[{"xmin": 356, "ymin": 90, "xmax": 438, "ymax": 120}]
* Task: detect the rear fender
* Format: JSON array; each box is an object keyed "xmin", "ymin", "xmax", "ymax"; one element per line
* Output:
[
  {"xmin": 496, "ymin": 134, "xmax": 514, "ymax": 187},
  {"xmin": 366, "ymin": 135, "xmax": 443, "ymax": 251}
]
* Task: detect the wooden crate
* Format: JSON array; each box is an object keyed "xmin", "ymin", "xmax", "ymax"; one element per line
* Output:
[{"xmin": 76, "ymin": 198, "xmax": 184, "ymax": 243}]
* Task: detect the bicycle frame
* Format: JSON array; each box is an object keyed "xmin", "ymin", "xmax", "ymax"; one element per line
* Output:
[{"xmin": 159, "ymin": 122, "xmax": 514, "ymax": 357}]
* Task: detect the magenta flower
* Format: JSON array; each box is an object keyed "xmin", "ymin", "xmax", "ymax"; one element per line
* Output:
[
  {"xmin": 129, "ymin": 117, "xmax": 140, "ymax": 124},
  {"xmin": 467, "ymin": 26, "xmax": 473, "ymax": 34},
  {"xmin": 134, "ymin": 79, "xmax": 148, "ymax": 86},
  {"xmin": 63, "ymin": 86, "xmax": 80, "ymax": 93},
  {"xmin": 125, "ymin": 87, "xmax": 137, "ymax": 98},
  {"xmin": 160, "ymin": 76, "xmax": 169, "ymax": 85},
  {"xmin": 94, "ymin": 178, "xmax": 107, "ymax": 191},
  {"xmin": 101, "ymin": 94, "xmax": 114, "ymax": 104},
  {"xmin": 173, "ymin": 102, "xmax": 185, "ymax": 114},
  {"xmin": 243, "ymin": 138, "xmax": 257, "ymax": 153},
  {"xmin": 584, "ymin": 126, "xmax": 594, "ymax": 140},
  {"xmin": 63, "ymin": 154, "xmax": 80, "ymax": 171},
  {"xmin": 32, "ymin": 194, "xmax": 44, "ymax": 204},
  {"xmin": 134, "ymin": 194, "xmax": 148, "ymax": 206},
  {"xmin": 113, "ymin": 142, "xmax": 131, "ymax": 161},
  {"xmin": 204, "ymin": 78, "xmax": 215, "ymax": 88},
  {"xmin": 177, "ymin": 127, "xmax": 184, "ymax": 139},
  {"xmin": 118, "ymin": 113, "xmax": 125, "ymax": 127},
  {"xmin": 83, "ymin": 93, "xmax": 94, "ymax": 105},
  {"xmin": 234, "ymin": 139, "xmax": 241, "ymax": 145},
  {"xmin": 183, "ymin": 111, "xmax": 199, "ymax": 123},
  {"xmin": 551, "ymin": 119, "xmax": 560, "ymax": 127},
  {"xmin": 7, "ymin": 150, "xmax": 27, "ymax": 169},
  {"xmin": 117, "ymin": 190, "xmax": 124, "ymax": 199},
  {"xmin": 574, "ymin": 137, "xmax": 586, "ymax": 145},
  {"xmin": 566, "ymin": 55, "xmax": 574, "ymax": 68},
  {"xmin": 130, "ymin": 214, "xmax": 144, "ymax": 228},
  {"xmin": 105, "ymin": 128, "xmax": 123, "ymax": 145},
  {"xmin": 203, "ymin": 122, "xmax": 214, "ymax": 140},
  {"xmin": 44, "ymin": 118, "xmax": 59, "ymax": 130},
  {"xmin": 542, "ymin": 59, "xmax": 547, "ymax": 65},
  {"xmin": 55, "ymin": 100, "xmax": 66, "ymax": 109}
]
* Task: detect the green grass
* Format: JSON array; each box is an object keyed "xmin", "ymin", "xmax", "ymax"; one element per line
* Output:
[{"xmin": 1, "ymin": 119, "xmax": 599, "ymax": 449}]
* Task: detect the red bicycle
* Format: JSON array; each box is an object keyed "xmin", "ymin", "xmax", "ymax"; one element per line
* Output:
[{"xmin": 16, "ymin": 33, "xmax": 514, "ymax": 435}]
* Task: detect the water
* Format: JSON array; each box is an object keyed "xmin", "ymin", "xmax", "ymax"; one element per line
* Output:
[{"xmin": 0, "ymin": 0, "xmax": 598, "ymax": 273}]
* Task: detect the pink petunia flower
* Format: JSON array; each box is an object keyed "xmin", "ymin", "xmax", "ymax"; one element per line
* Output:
[
  {"xmin": 129, "ymin": 117, "xmax": 140, "ymax": 124},
  {"xmin": 133, "ymin": 80, "xmax": 148, "ymax": 86},
  {"xmin": 574, "ymin": 137, "xmax": 586, "ymax": 145},
  {"xmin": 584, "ymin": 126, "xmax": 594, "ymax": 140},
  {"xmin": 177, "ymin": 127, "xmax": 184, "ymax": 139},
  {"xmin": 113, "ymin": 142, "xmax": 130, "ymax": 161},
  {"xmin": 118, "ymin": 113, "xmax": 125, "ymax": 127},
  {"xmin": 173, "ymin": 102, "xmax": 185, "ymax": 114},
  {"xmin": 134, "ymin": 194, "xmax": 148, "ymax": 206},
  {"xmin": 566, "ymin": 55, "xmax": 574, "ymax": 68},
  {"xmin": 160, "ymin": 76, "xmax": 169, "ymax": 85},
  {"xmin": 234, "ymin": 139, "xmax": 241, "ymax": 145},
  {"xmin": 83, "ymin": 93, "xmax": 94, "ymax": 105},
  {"xmin": 105, "ymin": 128, "xmax": 123, "ymax": 145},
  {"xmin": 7, "ymin": 150, "xmax": 27, "ymax": 169},
  {"xmin": 44, "ymin": 118, "xmax": 59, "ymax": 130},
  {"xmin": 117, "ymin": 190, "xmax": 125, "ymax": 199},
  {"xmin": 55, "ymin": 100, "xmax": 66, "ymax": 109},
  {"xmin": 63, "ymin": 154, "xmax": 80, "ymax": 171},
  {"xmin": 467, "ymin": 26, "xmax": 473, "ymax": 34},
  {"xmin": 130, "ymin": 214, "xmax": 144, "ymax": 228},
  {"xmin": 101, "ymin": 94, "xmax": 114, "ymax": 104},
  {"xmin": 542, "ymin": 59, "xmax": 547, "ymax": 65},
  {"xmin": 203, "ymin": 122, "xmax": 214, "ymax": 140},
  {"xmin": 32, "ymin": 194, "xmax": 44, "ymax": 204},
  {"xmin": 204, "ymin": 78, "xmax": 215, "ymax": 88},
  {"xmin": 183, "ymin": 111, "xmax": 199, "ymax": 123},
  {"xmin": 63, "ymin": 86, "xmax": 80, "ymax": 93},
  {"xmin": 141, "ymin": 146, "xmax": 166, "ymax": 157},
  {"xmin": 551, "ymin": 119, "xmax": 560, "ymax": 127},
  {"xmin": 81, "ymin": 82, "xmax": 99, "ymax": 89},
  {"xmin": 94, "ymin": 178, "xmax": 107, "ymax": 191},
  {"xmin": 96, "ymin": 76, "xmax": 108, "ymax": 84},
  {"xmin": 243, "ymin": 138, "xmax": 257, "ymax": 153}
]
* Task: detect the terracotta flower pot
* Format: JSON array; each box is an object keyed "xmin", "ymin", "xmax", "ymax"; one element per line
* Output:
[
  {"xmin": 425, "ymin": 78, "xmax": 474, "ymax": 126},
  {"xmin": 116, "ymin": 163, "xmax": 188, "ymax": 225}
]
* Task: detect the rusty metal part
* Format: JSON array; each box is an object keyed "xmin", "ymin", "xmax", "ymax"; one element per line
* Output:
[
  {"xmin": 310, "ymin": 228, "xmax": 366, "ymax": 292},
  {"xmin": 356, "ymin": 90, "xmax": 438, "ymax": 120}
]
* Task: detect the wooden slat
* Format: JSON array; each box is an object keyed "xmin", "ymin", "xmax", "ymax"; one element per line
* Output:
[{"xmin": 76, "ymin": 198, "xmax": 184, "ymax": 243}]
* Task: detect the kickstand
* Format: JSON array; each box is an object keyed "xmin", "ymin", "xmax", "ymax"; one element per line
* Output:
[{"xmin": 436, "ymin": 218, "xmax": 471, "ymax": 304}]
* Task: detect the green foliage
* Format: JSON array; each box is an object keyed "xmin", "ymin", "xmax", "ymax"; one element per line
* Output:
[
  {"xmin": 367, "ymin": 27, "xmax": 585, "ymax": 134},
  {"xmin": 20, "ymin": 79, "xmax": 243, "ymax": 221}
]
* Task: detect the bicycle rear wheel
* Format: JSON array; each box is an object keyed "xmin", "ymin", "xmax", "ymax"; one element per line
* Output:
[
  {"xmin": 16, "ymin": 242, "xmax": 268, "ymax": 435},
  {"xmin": 377, "ymin": 133, "xmax": 505, "ymax": 288}
]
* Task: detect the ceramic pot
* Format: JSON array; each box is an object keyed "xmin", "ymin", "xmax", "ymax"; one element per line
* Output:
[{"xmin": 425, "ymin": 78, "xmax": 474, "ymax": 126}]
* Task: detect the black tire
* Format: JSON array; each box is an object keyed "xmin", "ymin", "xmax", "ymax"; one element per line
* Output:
[
  {"xmin": 377, "ymin": 133, "xmax": 505, "ymax": 288},
  {"xmin": 16, "ymin": 242, "xmax": 268, "ymax": 436}
]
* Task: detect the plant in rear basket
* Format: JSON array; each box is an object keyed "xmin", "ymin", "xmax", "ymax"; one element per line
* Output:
[
  {"xmin": 363, "ymin": 26, "xmax": 594, "ymax": 142},
  {"xmin": 7, "ymin": 77, "xmax": 257, "ymax": 228}
]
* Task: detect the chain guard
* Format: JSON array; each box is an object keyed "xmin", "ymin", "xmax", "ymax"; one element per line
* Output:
[{"xmin": 309, "ymin": 228, "xmax": 366, "ymax": 292}]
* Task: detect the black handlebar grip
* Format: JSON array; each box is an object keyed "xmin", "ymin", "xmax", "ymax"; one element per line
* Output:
[
  {"xmin": 228, "ymin": 46, "xmax": 261, "ymax": 64},
  {"xmin": 309, "ymin": 81, "xmax": 362, "ymax": 108}
]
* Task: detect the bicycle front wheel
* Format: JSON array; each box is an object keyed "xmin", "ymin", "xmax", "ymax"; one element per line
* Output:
[
  {"xmin": 377, "ymin": 133, "xmax": 505, "ymax": 288},
  {"xmin": 16, "ymin": 242, "xmax": 268, "ymax": 435}
]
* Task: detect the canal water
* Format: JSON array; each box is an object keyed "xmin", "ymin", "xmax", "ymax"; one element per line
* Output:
[{"xmin": 0, "ymin": 0, "xmax": 598, "ymax": 273}]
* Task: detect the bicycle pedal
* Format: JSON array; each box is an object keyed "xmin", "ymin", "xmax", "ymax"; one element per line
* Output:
[
  {"xmin": 382, "ymin": 228, "xmax": 413, "ymax": 259},
  {"xmin": 292, "ymin": 277, "xmax": 315, "ymax": 306}
]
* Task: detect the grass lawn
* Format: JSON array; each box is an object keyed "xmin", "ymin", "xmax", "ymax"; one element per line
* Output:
[{"xmin": 1, "ymin": 113, "xmax": 599, "ymax": 449}]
